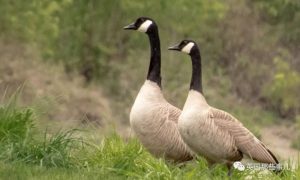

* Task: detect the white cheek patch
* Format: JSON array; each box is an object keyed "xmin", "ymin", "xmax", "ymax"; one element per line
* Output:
[
  {"xmin": 182, "ymin": 42, "xmax": 195, "ymax": 54},
  {"xmin": 137, "ymin": 20, "xmax": 153, "ymax": 33}
]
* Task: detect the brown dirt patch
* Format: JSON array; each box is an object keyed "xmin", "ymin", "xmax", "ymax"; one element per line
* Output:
[
  {"xmin": 261, "ymin": 122, "xmax": 299, "ymax": 165},
  {"xmin": 0, "ymin": 40, "xmax": 112, "ymax": 129}
]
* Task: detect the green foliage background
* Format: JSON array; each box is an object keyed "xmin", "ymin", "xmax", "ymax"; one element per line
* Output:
[{"xmin": 0, "ymin": 0, "xmax": 299, "ymax": 119}]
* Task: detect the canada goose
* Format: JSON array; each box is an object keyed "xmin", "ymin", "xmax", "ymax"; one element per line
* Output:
[
  {"xmin": 123, "ymin": 17, "xmax": 193, "ymax": 162},
  {"xmin": 168, "ymin": 40, "xmax": 279, "ymax": 172}
]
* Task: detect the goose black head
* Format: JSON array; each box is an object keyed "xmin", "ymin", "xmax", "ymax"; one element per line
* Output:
[
  {"xmin": 123, "ymin": 17, "xmax": 157, "ymax": 34},
  {"xmin": 168, "ymin": 40, "xmax": 198, "ymax": 55}
]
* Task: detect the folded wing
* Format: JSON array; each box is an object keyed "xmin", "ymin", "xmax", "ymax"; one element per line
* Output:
[{"xmin": 210, "ymin": 108, "xmax": 278, "ymax": 164}]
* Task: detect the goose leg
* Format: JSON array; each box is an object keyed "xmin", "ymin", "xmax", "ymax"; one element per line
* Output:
[{"xmin": 226, "ymin": 162, "xmax": 233, "ymax": 177}]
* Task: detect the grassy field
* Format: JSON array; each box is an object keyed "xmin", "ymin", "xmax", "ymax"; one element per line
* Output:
[{"xmin": 0, "ymin": 94, "xmax": 299, "ymax": 180}]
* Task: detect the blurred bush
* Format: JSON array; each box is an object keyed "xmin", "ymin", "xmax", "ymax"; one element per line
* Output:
[
  {"xmin": 217, "ymin": 0, "xmax": 300, "ymax": 120},
  {"xmin": 0, "ymin": 0, "xmax": 299, "ymax": 120},
  {"xmin": 253, "ymin": 0, "xmax": 300, "ymax": 47},
  {"xmin": 263, "ymin": 56, "xmax": 300, "ymax": 118}
]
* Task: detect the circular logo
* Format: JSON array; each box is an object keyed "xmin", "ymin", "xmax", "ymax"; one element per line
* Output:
[{"xmin": 233, "ymin": 161, "xmax": 245, "ymax": 171}]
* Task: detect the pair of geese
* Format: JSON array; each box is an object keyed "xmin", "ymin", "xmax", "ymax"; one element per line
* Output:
[{"xmin": 124, "ymin": 17, "xmax": 279, "ymax": 173}]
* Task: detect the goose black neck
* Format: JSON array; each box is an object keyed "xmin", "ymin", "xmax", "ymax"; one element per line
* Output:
[
  {"xmin": 146, "ymin": 29, "xmax": 161, "ymax": 87},
  {"xmin": 190, "ymin": 48, "xmax": 203, "ymax": 93}
]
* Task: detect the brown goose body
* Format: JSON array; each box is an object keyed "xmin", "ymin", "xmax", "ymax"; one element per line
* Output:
[
  {"xmin": 130, "ymin": 80, "xmax": 193, "ymax": 162},
  {"xmin": 179, "ymin": 90, "xmax": 278, "ymax": 165},
  {"xmin": 124, "ymin": 18, "xmax": 193, "ymax": 162},
  {"xmin": 168, "ymin": 40, "xmax": 279, "ymax": 169}
]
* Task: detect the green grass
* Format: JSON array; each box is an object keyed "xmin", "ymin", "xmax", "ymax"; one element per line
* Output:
[{"xmin": 0, "ymin": 95, "xmax": 299, "ymax": 179}]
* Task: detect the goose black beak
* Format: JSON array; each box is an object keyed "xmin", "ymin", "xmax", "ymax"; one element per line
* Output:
[
  {"xmin": 168, "ymin": 44, "xmax": 181, "ymax": 51},
  {"xmin": 123, "ymin": 22, "xmax": 136, "ymax": 30}
]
